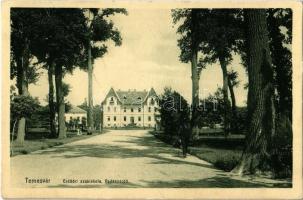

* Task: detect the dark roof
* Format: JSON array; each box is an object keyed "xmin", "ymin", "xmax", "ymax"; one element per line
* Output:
[
  {"xmin": 67, "ymin": 106, "xmax": 87, "ymax": 114},
  {"xmin": 102, "ymin": 88, "xmax": 157, "ymax": 105},
  {"xmin": 116, "ymin": 90, "xmax": 148, "ymax": 105}
]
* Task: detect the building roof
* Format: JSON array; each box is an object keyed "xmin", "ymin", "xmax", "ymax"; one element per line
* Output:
[
  {"xmin": 67, "ymin": 106, "xmax": 87, "ymax": 114},
  {"xmin": 102, "ymin": 88, "xmax": 157, "ymax": 105}
]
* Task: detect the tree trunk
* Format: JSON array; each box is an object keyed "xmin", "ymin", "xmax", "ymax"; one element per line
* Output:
[
  {"xmin": 190, "ymin": 9, "xmax": 200, "ymax": 143},
  {"xmin": 219, "ymin": 56, "xmax": 230, "ymax": 136},
  {"xmin": 232, "ymin": 9, "xmax": 275, "ymax": 175},
  {"xmin": 55, "ymin": 65, "xmax": 66, "ymax": 139},
  {"xmin": 48, "ymin": 62, "xmax": 57, "ymax": 138},
  {"xmin": 228, "ymin": 76, "xmax": 237, "ymax": 132},
  {"xmin": 15, "ymin": 41, "xmax": 30, "ymax": 146},
  {"xmin": 87, "ymin": 40, "xmax": 94, "ymax": 134}
]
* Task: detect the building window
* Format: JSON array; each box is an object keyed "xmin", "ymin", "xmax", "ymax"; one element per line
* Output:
[
  {"xmin": 148, "ymin": 107, "xmax": 151, "ymax": 112},
  {"xmin": 70, "ymin": 116, "xmax": 72, "ymax": 120},
  {"xmin": 138, "ymin": 107, "xmax": 141, "ymax": 112},
  {"xmin": 110, "ymin": 97, "xmax": 114, "ymax": 105},
  {"xmin": 154, "ymin": 107, "xmax": 157, "ymax": 112},
  {"xmin": 114, "ymin": 116, "xmax": 116, "ymax": 121},
  {"xmin": 107, "ymin": 107, "xmax": 110, "ymax": 112},
  {"xmin": 124, "ymin": 116, "xmax": 127, "ymax": 121},
  {"xmin": 148, "ymin": 116, "xmax": 151, "ymax": 121},
  {"xmin": 138, "ymin": 116, "xmax": 141, "ymax": 121},
  {"xmin": 131, "ymin": 108, "xmax": 134, "ymax": 112},
  {"xmin": 107, "ymin": 116, "xmax": 110, "ymax": 121},
  {"xmin": 124, "ymin": 107, "xmax": 126, "ymax": 112},
  {"xmin": 114, "ymin": 107, "xmax": 116, "ymax": 112},
  {"xmin": 150, "ymin": 98, "xmax": 155, "ymax": 105}
]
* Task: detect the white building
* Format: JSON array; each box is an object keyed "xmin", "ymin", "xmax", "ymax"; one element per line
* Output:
[
  {"xmin": 65, "ymin": 106, "xmax": 87, "ymax": 125},
  {"xmin": 102, "ymin": 88, "xmax": 159, "ymax": 128}
]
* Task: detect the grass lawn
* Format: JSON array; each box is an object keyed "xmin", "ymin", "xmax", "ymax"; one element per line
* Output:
[
  {"xmin": 11, "ymin": 130, "xmax": 107, "ymax": 157},
  {"xmin": 152, "ymin": 130, "xmax": 244, "ymax": 172},
  {"xmin": 189, "ymin": 145, "xmax": 243, "ymax": 172},
  {"xmin": 190, "ymin": 133, "xmax": 244, "ymax": 171}
]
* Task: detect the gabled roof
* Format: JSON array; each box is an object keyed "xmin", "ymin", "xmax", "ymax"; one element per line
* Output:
[
  {"xmin": 67, "ymin": 106, "xmax": 87, "ymax": 114},
  {"xmin": 116, "ymin": 90, "xmax": 148, "ymax": 105},
  {"xmin": 144, "ymin": 87, "xmax": 157, "ymax": 102},
  {"xmin": 102, "ymin": 88, "xmax": 157, "ymax": 105}
]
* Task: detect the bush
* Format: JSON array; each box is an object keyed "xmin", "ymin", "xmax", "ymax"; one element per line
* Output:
[
  {"xmin": 269, "ymin": 114, "xmax": 292, "ymax": 178},
  {"xmin": 20, "ymin": 150, "xmax": 28, "ymax": 154},
  {"xmin": 159, "ymin": 87, "xmax": 190, "ymax": 143},
  {"xmin": 214, "ymin": 155, "xmax": 240, "ymax": 172}
]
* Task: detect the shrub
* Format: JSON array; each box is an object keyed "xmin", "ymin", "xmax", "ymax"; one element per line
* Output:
[
  {"xmin": 214, "ymin": 155, "xmax": 240, "ymax": 172},
  {"xmin": 269, "ymin": 114, "xmax": 292, "ymax": 178},
  {"xmin": 20, "ymin": 150, "xmax": 28, "ymax": 154},
  {"xmin": 40, "ymin": 146, "xmax": 47, "ymax": 150},
  {"xmin": 159, "ymin": 87, "xmax": 190, "ymax": 143}
]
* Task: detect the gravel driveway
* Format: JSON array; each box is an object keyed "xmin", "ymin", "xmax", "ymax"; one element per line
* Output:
[{"xmin": 11, "ymin": 129, "xmax": 290, "ymax": 188}]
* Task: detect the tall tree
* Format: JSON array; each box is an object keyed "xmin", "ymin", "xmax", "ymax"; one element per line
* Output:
[
  {"xmin": 31, "ymin": 9, "xmax": 88, "ymax": 138},
  {"xmin": 172, "ymin": 9, "xmax": 207, "ymax": 138},
  {"xmin": 10, "ymin": 9, "xmax": 40, "ymax": 145},
  {"xmin": 197, "ymin": 9, "xmax": 244, "ymax": 135},
  {"xmin": 232, "ymin": 9, "xmax": 275, "ymax": 175},
  {"xmin": 227, "ymin": 70, "xmax": 240, "ymax": 131},
  {"xmin": 47, "ymin": 62, "xmax": 56, "ymax": 137},
  {"xmin": 83, "ymin": 8, "xmax": 127, "ymax": 133},
  {"xmin": 267, "ymin": 9, "xmax": 292, "ymax": 120}
]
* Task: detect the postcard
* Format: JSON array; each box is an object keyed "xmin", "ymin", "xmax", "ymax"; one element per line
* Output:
[{"xmin": 1, "ymin": 0, "xmax": 302, "ymax": 199}]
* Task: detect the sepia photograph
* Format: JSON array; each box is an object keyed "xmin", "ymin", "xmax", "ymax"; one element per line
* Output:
[{"xmin": 1, "ymin": 0, "xmax": 302, "ymax": 199}]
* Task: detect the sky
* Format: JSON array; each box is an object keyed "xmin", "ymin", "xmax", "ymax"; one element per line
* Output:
[{"xmin": 28, "ymin": 9, "xmax": 248, "ymax": 107}]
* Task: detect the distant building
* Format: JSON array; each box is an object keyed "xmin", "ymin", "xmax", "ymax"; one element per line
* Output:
[
  {"xmin": 65, "ymin": 106, "xmax": 87, "ymax": 126},
  {"xmin": 102, "ymin": 88, "xmax": 159, "ymax": 128}
]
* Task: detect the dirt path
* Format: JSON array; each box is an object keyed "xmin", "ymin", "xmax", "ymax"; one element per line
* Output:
[{"xmin": 11, "ymin": 130, "xmax": 290, "ymax": 188}]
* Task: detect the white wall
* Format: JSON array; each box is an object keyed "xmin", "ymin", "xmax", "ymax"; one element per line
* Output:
[
  {"xmin": 65, "ymin": 113, "xmax": 86, "ymax": 124},
  {"xmin": 102, "ymin": 95, "xmax": 159, "ymax": 128}
]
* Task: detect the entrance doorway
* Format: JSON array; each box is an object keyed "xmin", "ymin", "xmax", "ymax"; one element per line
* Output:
[{"xmin": 130, "ymin": 117, "xmax": 135, "ymax": 124}]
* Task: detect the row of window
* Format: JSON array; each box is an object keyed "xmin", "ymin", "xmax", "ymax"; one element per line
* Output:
[
  {"xmin": 106, "ymin": 107, "xmax": 157, "ymax": 112},
  {"xmin": 109, "ymin": 97, "xmax": 156, "ymax": 105},
  {"xmin": 107, "ymin": 116, "xmax": 153, "ymax": 122}
]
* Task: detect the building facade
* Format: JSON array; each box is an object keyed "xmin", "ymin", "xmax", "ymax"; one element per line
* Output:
[
  {"xmin": 65, "ymin": 106, "xmax": 87, "ymax": 125},
  {"xmin": 102, "ymin": 88, "xmax": 159, "ymax": 128}
]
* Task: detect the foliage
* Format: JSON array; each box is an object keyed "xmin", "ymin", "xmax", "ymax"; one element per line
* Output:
[
  {"xmin": 197, "ymin": 88, "xmax": 231, "ymax": 129},
  {"xmin": 78, "ymin": 100, "xmax": 102, "ymax": 129},
  {"xmin": 79, "ymin": 8, "xmax": 128, "ymax": 69},
  {"xmin": 227, "ymin": 70, "xmax": 240, "ymax": 87},
  {"xmin": 159, "ymin": 88, "xmax": 190, "ymax": 138},
  {"xmin": 269, "ymin": 114, "xmax": 292, "ymax": 178},
  {"xmin": 267, "ymin": 9, "xmax": 292, "ymax": 120},
  {"xmin": 10, "ymin": 9, "xmax": 41, "ymax": 85},
  {"xmin": 10, "ymin": 94, "xmax": 40, "ymax": 122},
  {"xmin": 214, "ymin": 155, "xmax": 240, "ymax": 172},
  {"xmin": 172, "ymin": 9, "xmax": 244, "ymax": 68},
  {"xmin": 234, "ymin": 107, "xmax": 248, "ymax": 133},
  {"xmin": 28, "ymin": 8, "xmax": 88, "ymax": 73}
]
